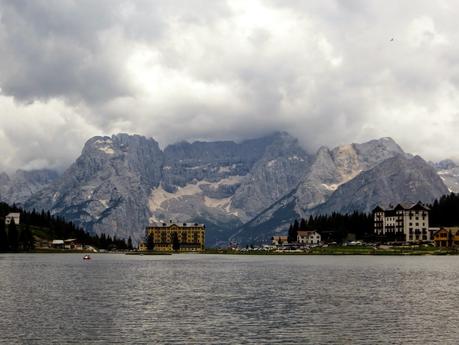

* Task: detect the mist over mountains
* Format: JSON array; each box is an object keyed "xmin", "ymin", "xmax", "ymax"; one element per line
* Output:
[{"xmin": 0, "ymin": 132, "xmax": 454, "ymax": 245}]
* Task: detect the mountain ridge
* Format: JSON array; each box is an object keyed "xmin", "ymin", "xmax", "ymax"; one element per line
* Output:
[{"xmin": 0, "ymin": 132, "xmax": 449, "ymax": 245}]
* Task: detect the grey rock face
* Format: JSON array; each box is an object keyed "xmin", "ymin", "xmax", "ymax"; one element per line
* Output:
[
  {"xmin": 434, "ymin": 159, "xmax": 459, "ymax": 193},
  {"xmin": 161, "ymin": 135, "xmax": 273, "ymax": 192},
  {"xmin": 294, "ymin": 137, "xmax": 406, "ymax": 213},
  {"xmin": 0, "ymin": 169, "xmax": 58, "ymax": 205},
  {"xmin": 231, "ymin": 132, "xmax": 311, "ymax": 220},
  {"xmin": 26, "ymin": 134, "xmax": 164, "ymax": 240},
  {"xmin": 149, "ymin": 132, "xmax": 310, "ymax": 244},
  {"xmin": 19, "ymin": 133, "xmax": 451, "ymax": 246},
  {"xmin": 314, "ymin": 155, "xmax": 449, "ymax": 214},
  {"xmin": 433, "ymin": 159, "xmax": 457, "ymax": 170},
  {"xmin": 25, "ymin": 132, "xmax": 305, "ymax": 244},
  {"xmin": 232, "ymin": 138, "xmax": 410, "ymax": 244}
]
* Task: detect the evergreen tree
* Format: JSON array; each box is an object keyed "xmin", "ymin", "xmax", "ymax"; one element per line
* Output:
[
  {"xmin": 127, "ymin": 236, "xmax": 133, "ymax": 250},
  {"xmin": 0, "ymin": 220, "xmax": 8, "ymax": 252},
  {"xmin": 146, "ymin": 232, "xmax": 154, "ymax": 251},
  {"xmin": 171, "ymin": 232, "xmax": 180, "ymax": 251},
  {"xmin": 19, "ymin": 224, "xmax": 34, "ymax": 251},
  {"xmin": 8, "ymin": 219, "xmax": 18, "ymax": 251},
  {"xmin": 291, "ymin": 220, "xmax": 299, "ymax": 243},
  {"xmin": 300, "ymin": 218, "xmax": 307, "ymax": 230},
  {"xmin": 287, "ymin": 224, "xmax": 294, "ymax": 243}
]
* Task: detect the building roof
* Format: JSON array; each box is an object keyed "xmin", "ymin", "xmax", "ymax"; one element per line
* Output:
[
  {"xmin": 6, "ymin": 213, "xmax": 20, "ymax": 217},
  {"xmin": 433, "ymin": 227, "xmax": 459, "ymax": 236},
  {"xmin": 372, "ymin": 206, "xmax": 385, "ymax": 212},
  {"xmin": 147, "ymin": 221, "xmax": 205, "ymax": 228},
  {"xmin": 52, "ymin": 240, "xmax": 64, "ymax": 245},
  {"xmin": 374, "ymin": 202, "xmax": 430, "ymax": 212},
  {"xmin": 297, "ymin": 230, "xmax": 319, "ymax": 237}
]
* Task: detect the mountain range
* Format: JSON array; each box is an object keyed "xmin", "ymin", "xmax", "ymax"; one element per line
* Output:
[{"xmin": 0, "ymin": 132, "xmax": 455, "ymax": 245}]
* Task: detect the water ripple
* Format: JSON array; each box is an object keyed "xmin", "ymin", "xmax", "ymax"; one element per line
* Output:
[{"xmin": 0, "ymin": 254, "xmax": 458, "ymax": 344}]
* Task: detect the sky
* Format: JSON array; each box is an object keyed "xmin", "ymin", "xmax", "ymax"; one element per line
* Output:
[{"xmin": 0, "ymin": 0, "xmax": 459, "ymax": 172}]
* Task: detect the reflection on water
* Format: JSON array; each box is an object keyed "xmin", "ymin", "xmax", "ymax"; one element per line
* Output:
[{"xmin": 0, "ymin": 254, "xmax": 459, "ymax": 344}]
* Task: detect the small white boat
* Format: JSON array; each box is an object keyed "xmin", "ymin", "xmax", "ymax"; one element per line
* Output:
[{"xmin": 83, "ymin": 255, "xmax": 91, "ymax": 260}]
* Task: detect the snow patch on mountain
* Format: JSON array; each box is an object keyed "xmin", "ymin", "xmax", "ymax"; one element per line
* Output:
[{"xmin": 149, "ymin": 175, "xmax": 244, "ymax": 216}]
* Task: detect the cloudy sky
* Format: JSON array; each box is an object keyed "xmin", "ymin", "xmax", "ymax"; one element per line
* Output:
[{"xmin": 0, "ymin": 0, "xmax": 458, "ymax": 172}]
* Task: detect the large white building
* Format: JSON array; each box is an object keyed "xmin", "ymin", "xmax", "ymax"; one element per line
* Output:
[
  {"xmin": 373, "ymin": 202, "xmax": 431, "ymax": 242},
  {"xmin": 297, "ymin": 230, "xmax": 321, "ymax": 245},
  {"xmin": 5, "ymin": 213, "xmax": 20, "ymax": 225}
]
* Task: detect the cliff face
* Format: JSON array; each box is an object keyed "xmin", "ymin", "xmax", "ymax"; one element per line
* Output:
[
  {"xmin": 0, "ymin": 169, "xmax": 59, "ymax": 205},
  {"xmin": 434, "ymin": 159, "xmax": 459, "ymax": 193},
  {"xmin": 313, "ymin": 155, "xmax": 449, "ymax": 214},
  {"xmin": 20, "ymin": 133, "xmax": 450, "ymax": 245},
  {"xmin": 26, "ymin": 134, "xmax": 164, "ymax": 240},
  {"xmin": 231, "ymin": 140, "xmax": 447, "ymax": 244},
  {"xmin": 24, "ymin": 132, "xmax": 310, "ymax": 244}
]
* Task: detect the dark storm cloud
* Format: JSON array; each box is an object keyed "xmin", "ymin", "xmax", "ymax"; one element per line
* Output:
[{"xmin": 0, "ymin": 0, "xmax": 459, "ymax": 172}]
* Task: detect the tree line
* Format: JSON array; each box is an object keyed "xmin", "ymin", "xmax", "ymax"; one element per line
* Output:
[
  {"xmin": 0, "ymin": 202, "xmax": 133, "ymax": 252},
  {"xmin": 286, "ymin": 193, "xmax": 459, "ymax": 243},
  {"xmin": 287, "ymin": 211, "xmax": 373, "ymax": 243},
  {"xmin": 429, "ymin": 193, "xmax": 459, "ymax": 227}
]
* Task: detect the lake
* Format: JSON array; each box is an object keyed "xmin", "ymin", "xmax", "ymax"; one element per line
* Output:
[{"xmin": 0, "ymin": 254, "xmax": 458, "ymax": 344}]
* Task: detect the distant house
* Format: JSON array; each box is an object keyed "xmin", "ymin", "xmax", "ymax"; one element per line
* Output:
[
  {"xmin": 297, "ymin": 230, "xmax": 321, "ymax": 245},
  {"xmin": 138, "ymin": 242, "xmax": 147, "ymax": 251},
  {"xmin": 272, "ymin": 236, "xmax": 288, "ymax": 246},
  {"xmin": 64, "ymin": 239, "xmax": 82, "ymax": 250},
  {"xmin": 433, "ymin": 227, "xmax": 459, "ymax": 248},
  {"xmin": 373, "ymin": 202, "xmax": 430, "ymax": 242},
  {"xmin": 5, "ymin": 213, "xmax": 20, "ymax": 225},
  {"xmin": 51, "ymin": 240, "xmax": 65, "ymax": 249}
]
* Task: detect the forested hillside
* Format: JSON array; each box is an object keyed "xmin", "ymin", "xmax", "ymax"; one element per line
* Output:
[{"xmin": 0, "ymin": 203, "xmax": 132, "ymax": 252}]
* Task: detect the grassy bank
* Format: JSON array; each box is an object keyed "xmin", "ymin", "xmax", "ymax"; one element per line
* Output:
[
  {"xmin": 203, "ymin": 246, "xmax": 459, "ymax": 256},
  {"xmin": 125, "ymin": 251, "xmax": 172, "ymax": 256}
]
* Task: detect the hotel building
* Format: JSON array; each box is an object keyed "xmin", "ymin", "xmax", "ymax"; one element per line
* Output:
[
  {"xmin": 145, "ymin": 221, "xmax": 205, "ymax": 252},
  {"xmin": 373, "ymin": 202, "xmax": 431, "ymax": 242}
]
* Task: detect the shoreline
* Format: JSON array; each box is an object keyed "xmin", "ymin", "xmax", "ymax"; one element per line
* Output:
[{"xmin": 1, "ymin": 252, "xmax": 457, "ymax": 256}]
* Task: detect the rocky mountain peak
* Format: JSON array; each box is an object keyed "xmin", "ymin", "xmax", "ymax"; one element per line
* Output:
[
  {"xmin": 15, "ymin": 132, "xmax": 453, "ymax": 246},
  {"xmin": 434, "ymin": 159, "xmax": 458, "ymax": 170},
  {"xmin": 0, "ymin": 168, "xmax": 59, "ymax": 205},
  {"xmin": 313, "ymin": 154, "xmax": 448, "ymax": 214}
]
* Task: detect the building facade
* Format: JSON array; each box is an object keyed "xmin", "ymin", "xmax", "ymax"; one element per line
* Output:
[
  {"xmin": 5, "ymin": 213, "xmax": 20, "ymax": 225},
  {"xmin": 271, "ymin": 236, "xmax": 288, "ymax": 246},
  {"xmin": 432, "ymin": 227, "xmax": 459, "ymax": 248},
  {"xmin": 145, "ymin": 221, "xmax": 205, "ymax": 252},
  {"xmin": 297, "ymin": 230, "xmax": 321, "ymax": 245},
  {"xmin": 373, "ymin": 202, "xmax": 431, "ymax": 242}
]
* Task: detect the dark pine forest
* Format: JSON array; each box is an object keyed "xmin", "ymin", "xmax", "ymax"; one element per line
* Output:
[
  {"xmin": 0, "ymin": 202, "xmax": 132, "ymax": 252},
  {"xmin": 288, "ymin": 193, "xmax": 459, "ymax": 243}
]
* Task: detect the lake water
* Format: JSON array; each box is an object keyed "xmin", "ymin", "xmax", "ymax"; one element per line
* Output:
[{"xmin": 0, "ymin": 254, "xmax": 458, "ymax": 344}]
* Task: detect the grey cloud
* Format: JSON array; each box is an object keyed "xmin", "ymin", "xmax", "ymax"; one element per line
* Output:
[{"xmin": 1, "ymin": 0, "xmax": 459, "ymax": 172}]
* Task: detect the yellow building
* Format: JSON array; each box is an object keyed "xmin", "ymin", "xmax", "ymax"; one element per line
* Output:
[
  {"xmin": 433, "ymin": 227, "xmax": 459, "ymax": 248},
  {"xmin": 145, "ymin": 221, "xmax": 205, "ymax": 252}
]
